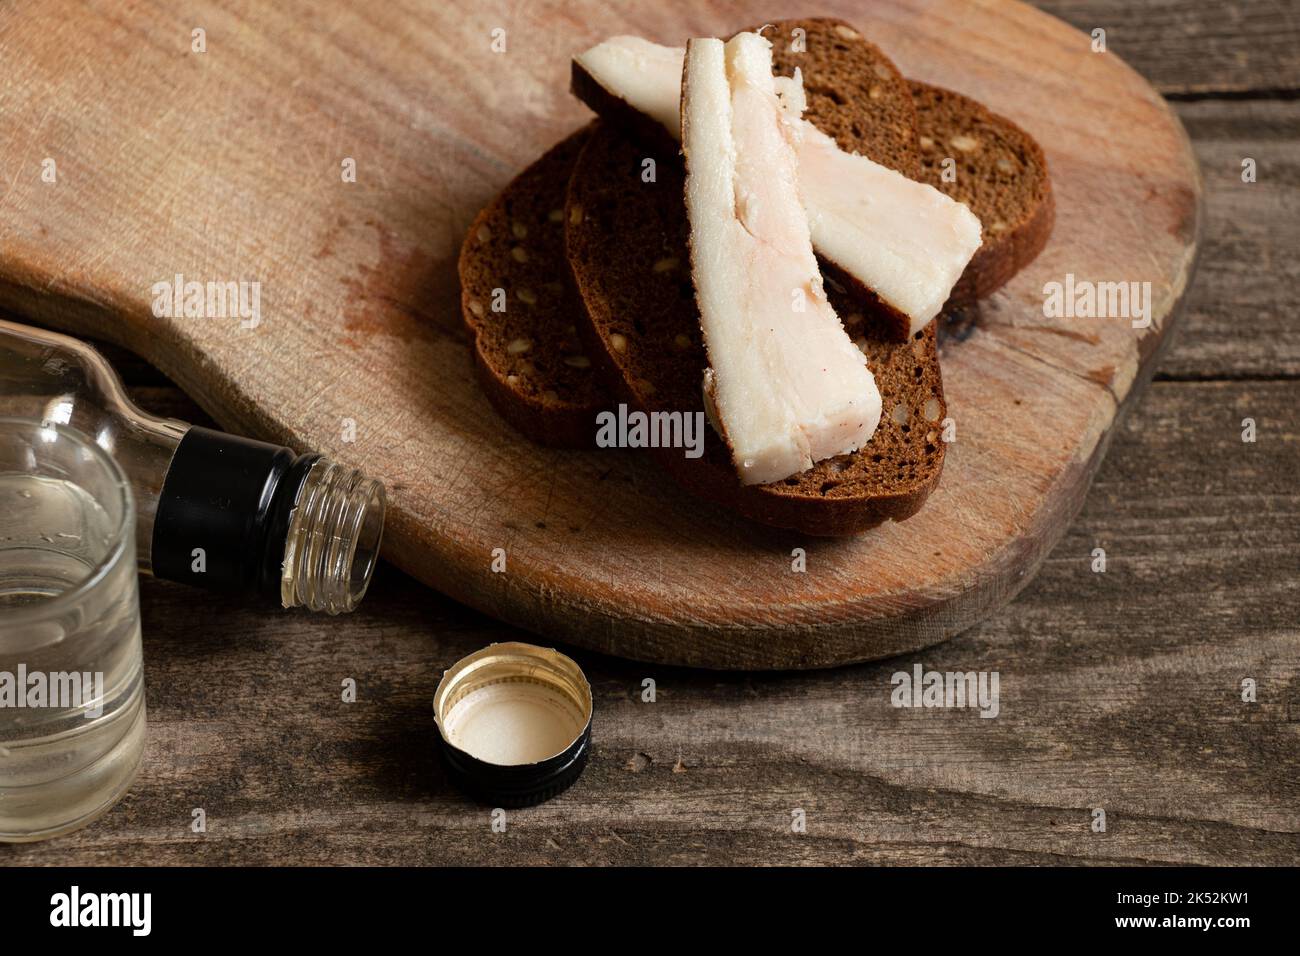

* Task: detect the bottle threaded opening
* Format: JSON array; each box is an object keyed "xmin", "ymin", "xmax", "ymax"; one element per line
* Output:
[{"xmin": 280, "ymin": 459, "xmax": 386, "ymax": 614}]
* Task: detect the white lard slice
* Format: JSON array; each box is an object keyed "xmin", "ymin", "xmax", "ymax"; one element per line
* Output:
[
  {"xmin": 574, "ymin": 34, "xmax": 983, "ymax": 333},
  {"xmin": 683, "ymin": 33, "xmax": 881, "ymax": 485}
]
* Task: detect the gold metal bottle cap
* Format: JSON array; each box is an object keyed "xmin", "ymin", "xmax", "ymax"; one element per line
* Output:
[{"xmin": 433, "ymin": 642, "xmax": 593, "ymax": 806}]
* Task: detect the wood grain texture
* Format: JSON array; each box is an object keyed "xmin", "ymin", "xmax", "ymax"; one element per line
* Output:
[
  {"xmin": 0, "ymin": 0, "xmax": 1204, "ymax": 668},
  {"xmin": 1160, "ymin": 99, "xmax": 1300, "ymax": 380},
  {"xmin": 5, "ymin": 0, "xmax": 1295, "ymax": 868},
  {"xmin": 1, "ymin": 376, "xmax": 1293, "ymax": 866},
  {"xmin": 1032, "ymin": 0, "xmax": 1300, "ymax": 95}
]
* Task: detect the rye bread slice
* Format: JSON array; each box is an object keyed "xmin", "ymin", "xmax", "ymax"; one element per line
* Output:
[
  {"xmin": 761, "ymin": 18, "xmax": 920, "ymax": 178},
  {"xmin": 565, "ymin": 124, "xmax": 946, "ymax": 536},
  {"xmin": 762, "ymin": 17, "xmax": 929, "ymax": 341},
  {"xmin": 571, "ymin": 18, "xmax": 925, "ymax": 341},
  {"xmin": 910, "ymin": 80, "xmax": 1055, "ymax": 306},
  {"xmin": 457, "ymin": 125, "xmax": 604, "ymax": 448}
]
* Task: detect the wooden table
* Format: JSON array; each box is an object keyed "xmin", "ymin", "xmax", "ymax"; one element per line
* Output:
[{"xmin": 6, "ymin": 1, "xmax": 1298, "ymax": 865}]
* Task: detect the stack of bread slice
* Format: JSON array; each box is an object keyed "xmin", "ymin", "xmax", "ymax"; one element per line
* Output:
[{"xmin": 459, "ymin": 17, "xmax": 1053, "ymax": 535}]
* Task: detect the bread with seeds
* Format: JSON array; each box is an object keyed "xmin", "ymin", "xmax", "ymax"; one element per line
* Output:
[
  {"xmin": 910, "ymin": 80, "xmax": 1054, "ymax": 305},
  {"xmin": 565, "ymin": 124, "xmax": 947, "ymax": 535},
  {"xmin": 457, "ymin": 126, "xmax": 604, "ymax": 447}
]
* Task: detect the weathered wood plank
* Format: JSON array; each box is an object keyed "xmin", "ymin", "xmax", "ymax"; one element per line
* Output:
[
  {"xmin": 1031, "ymin": 0, "xmax": 1300, "ymax": 94},
  {"xmin": 1160, "ymin": 99, "xmax": 1300, "ymax": 379},
  {"xmin": 4, "ymin": 379, "xmax": 1294, "ymax": 865}
]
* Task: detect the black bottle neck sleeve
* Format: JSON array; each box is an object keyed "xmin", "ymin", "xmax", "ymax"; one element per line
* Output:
[{"xmin": 151, "ymin": 426, "xmax": 319, "ymax": 600}]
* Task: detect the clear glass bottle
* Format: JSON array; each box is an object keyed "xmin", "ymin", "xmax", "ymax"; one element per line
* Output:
[{"xmin": 0, "ymin": 318, "xmax": 386, "ymax": 614}]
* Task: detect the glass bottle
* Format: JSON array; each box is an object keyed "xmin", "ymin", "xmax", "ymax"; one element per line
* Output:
[{"xmin": 0, "ymin": 318, "xmax": 386, "ymax": 614}]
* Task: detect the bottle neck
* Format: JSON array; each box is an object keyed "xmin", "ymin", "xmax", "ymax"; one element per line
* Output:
[
  {"xmin": 0, "ymin": 317, "xmax": 190, "ymax": 574},
  {"xmin": 151, "ymin": 427, "xmax": 385, "ymax": 613},
  {"xmin": 279, "ymin": 457, "xmax": 386, "ymax": 614}
]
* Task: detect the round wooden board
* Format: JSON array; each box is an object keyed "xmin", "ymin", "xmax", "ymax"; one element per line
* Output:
[{"xmin": 0, "ymin": 0, "xmax": 1200, "ymax": 668}]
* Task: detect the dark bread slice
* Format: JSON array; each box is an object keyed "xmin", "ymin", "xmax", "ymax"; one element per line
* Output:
[
  {"xmin": 571, "ymin": 18, "xmax": 924, "ymax": 341},
  {"xmin": 565, "ymin": 124, "xmax": 946, "ymax": 536},
  {"xmin": 457, "ymin": 125, "xmax": 604, "ymax": 448},
  {"xmin": 761, "ymin": 18, "xmax": 923, "ymax": 339},
  {"xmin": 761, "ymin": 18, "xmax": 921, "ymax": 178},
  {"xmin": 910, "ymin": 80, "xmax": 1055, "ymax": 306}
]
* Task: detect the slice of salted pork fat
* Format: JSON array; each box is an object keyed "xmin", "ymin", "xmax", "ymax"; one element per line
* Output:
[
  {"xmin": 683, "ymin": 33, "xmax": 881, "ymax": 486},
  {"xmin": 573, "ymin": 34, "xmax": 983, "ymax": 336}
]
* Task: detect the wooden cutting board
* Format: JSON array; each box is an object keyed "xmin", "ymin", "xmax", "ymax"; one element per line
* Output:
[{"xmin": 0, "ymin": 0, "xmax": 1200, "ymax": 668}]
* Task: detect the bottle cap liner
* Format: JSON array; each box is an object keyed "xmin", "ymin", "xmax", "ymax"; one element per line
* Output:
[{"xmin": 433, "ymin": 642, "xmax": 592, "ymax": 807}]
